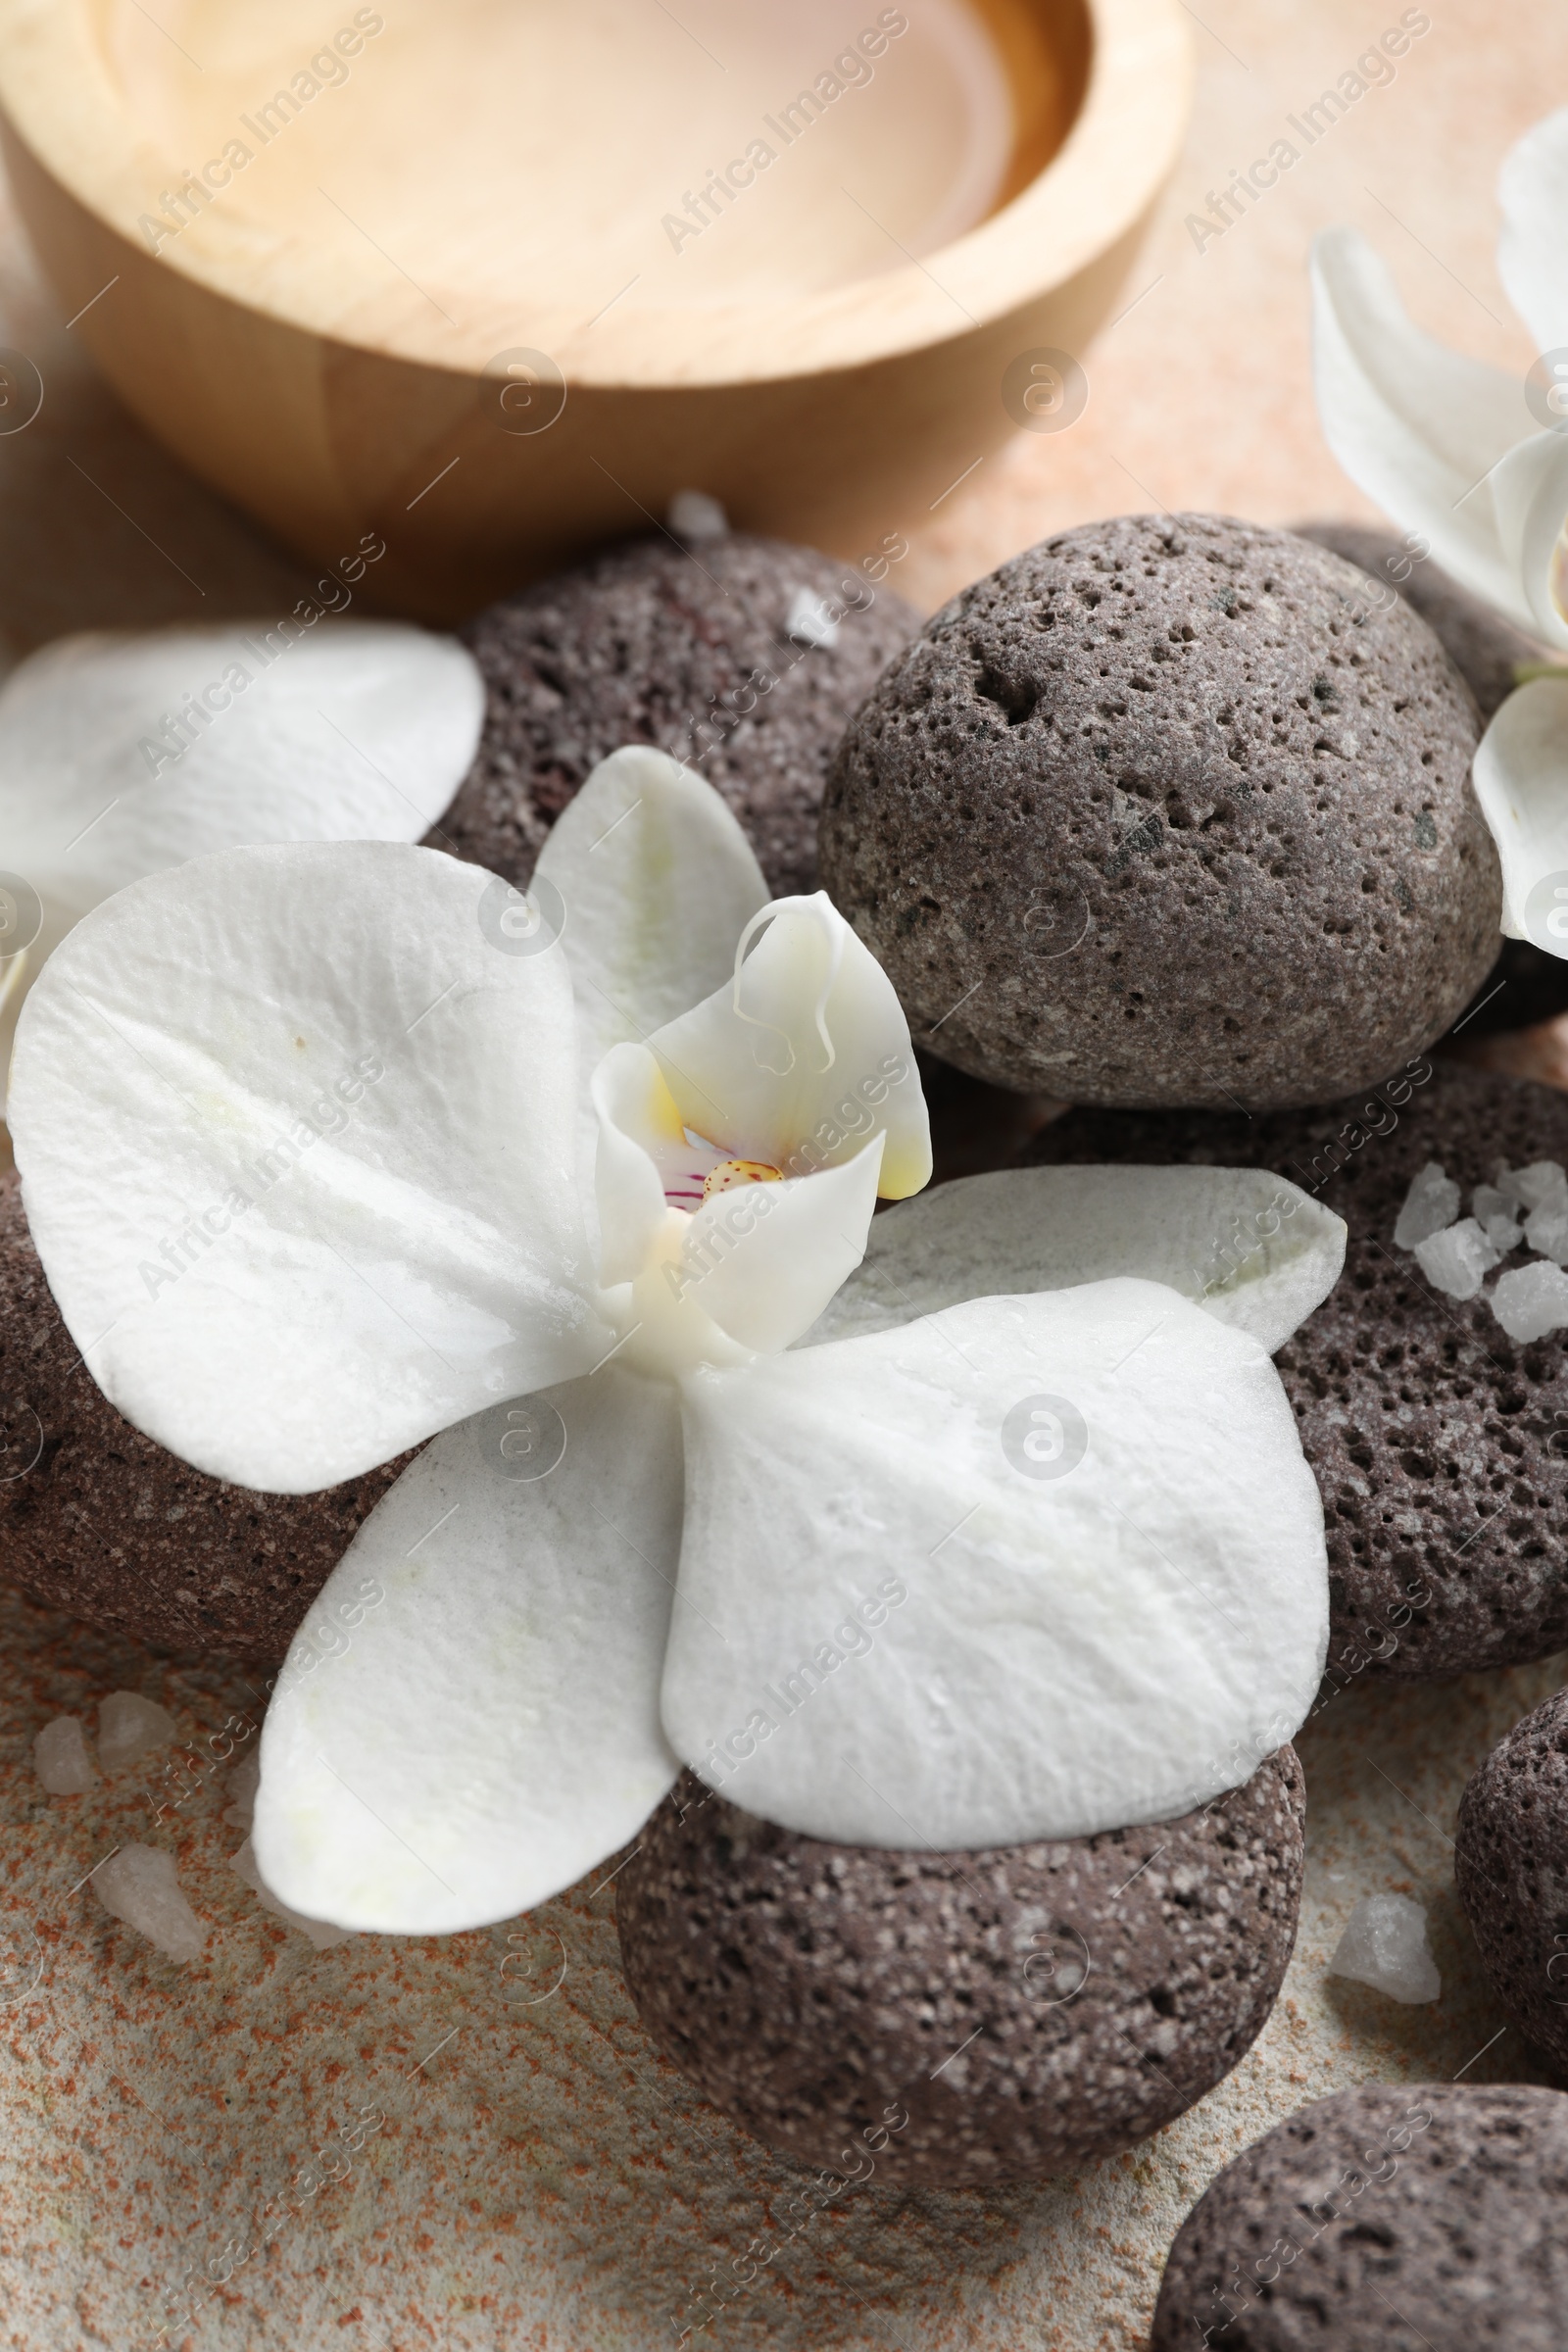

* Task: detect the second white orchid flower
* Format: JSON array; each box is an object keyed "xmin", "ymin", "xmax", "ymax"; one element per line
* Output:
[
  {"xmin": 10, "ymin": 749, "xmax": 1345, "ymax": 1934},
  {"xmin": 1312, "ymin": 105, "xmax": 1568, "ymax": 955}
]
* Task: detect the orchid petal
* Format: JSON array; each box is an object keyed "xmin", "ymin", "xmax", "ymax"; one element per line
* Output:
[
  {"xmin": 1490, "ymin": 429, "xmax": 1568, "ymax": 648},
  {"xmin": 1473, "ymin": 675, "xmax": 1568, "ymax": 950},
  {"xmin": 254, "ymin": 1365, "xmax": 682, "ymax": 1935},
  {"xmin": 533, "ymin": 747, "xmax": 768, "ymax": 1069},
  {"xmin": 802, "ymin": 1165, "xmax": 1346, "ymax": 1354},
  {"xmin": 9, "ymin": 842, "xmax": 609, "ymax": 1493},
  {"xmin": 678, "ymin": 1136, "xmax": 885, "ymax": 1354},
  {"xmin": 1498, "ymin": 104, "xmax": 1568, "ymax": 356},
  {"xmin": 590, "ymin": 1044, "xmax": 688, "ymax": 1287},
  {"xmin": 0, "ymin": 621, "xmax": 484, "ymax": 1086},
  {"xmin": 1311, "ymin": 227, "xmax": 1539, "ymax": 631},
  {"xmin": 663, "ymin": 1281, "xmax": 1327, "ymax": 1848},
  {"xmin": 648, "ymin": 895, "xmax": 931, "ymax": 1200}
]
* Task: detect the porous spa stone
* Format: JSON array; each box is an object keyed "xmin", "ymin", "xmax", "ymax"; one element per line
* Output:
[
  {"xmin": 1455, "ymin": 1686, "xmax": 1568, "ymax": 2073},
  {"xmin": 615, "ymin": 1752, "xmax": 1304, "ymax": 2188},
  {"xmin": 441, "ymin": 533, "xmax": 920, "ymax": 900},
  {"xmin": 0, "ymin": 1171, "xmax": 409, "ymax": 1657},
  {"xmin": 1150, "ymin": 2082, "xmax": 1568, "ymax": 2350},
  {"xmin": 1299, "ymin": 523, "xmax": 1568, "ymax": 1044},
  {"xmin": 819, "ymin": 514, "xmax": 1499, "ymax": 1107},
  {"xmin": 1031, "ymin": 1062, "xmax": 1568, "ymax": 1679}
]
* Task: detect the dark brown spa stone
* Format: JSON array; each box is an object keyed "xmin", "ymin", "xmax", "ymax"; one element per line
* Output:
[
  {"xmin": 0, "ymin": 1170, "xmax": 408, "ymax": 1659},
  {"xmin": 1455, "ymin": 1686, "xmax": 1568, "ymax": 2076},
  {"xmin": 1030, "ymin": 1061, "xmax": 1568, "ymax": 1681},
  {"xmin": 437, "ymin": 532, "xmax": 921, "ymax": 901},
  {"xmin": 1150, "ymin": 2081, "xmax": 1568, "ymax": 2350},
  {"xmin": 615, "ymin": 1751, "xmax": 1304, "ymax": 2188},
  {"xmin": 818, "ymin": 513, "xmax": 1499, "ymax": 1107}
]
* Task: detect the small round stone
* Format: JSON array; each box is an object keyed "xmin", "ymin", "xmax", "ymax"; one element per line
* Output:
[
  {"xmin": 440, "ymin": 532, "xmax": 920, "ymax": 900},
  {"xmin": 1032, "ymin": 1061, "xmax": 1568, "ymax": 1680},
  {"xmin": 1150, "ymin": 2081, "xmax": 1568, "ymax": 2350},
  {"xmin": 616, "ymin": 1752, "xmax": 1303, "ymax": 2188},
  {"xmin": 1455, "ymin": 1687, "xmax": 1568, "ymax": 2073},
  {"xmin": 0, "ymin": 1172, "xmax": 406, "ymax": 1657},
  {"xmin": 819, "ymin": 514, "xmax": 1499, "ymax": 1107}
]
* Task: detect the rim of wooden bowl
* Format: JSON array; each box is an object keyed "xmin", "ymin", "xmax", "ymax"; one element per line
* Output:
[{"xmin": 0, "ymin": 0, "xmax": 1191, "ymax": 386}]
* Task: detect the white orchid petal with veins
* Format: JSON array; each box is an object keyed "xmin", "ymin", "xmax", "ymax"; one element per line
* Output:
[
  {"xmin": 0, "ymin": 620, "xmax": 484, "ymax": 1088},
  {"xmin": 1474, "ymin": 674, "xmax": 1568, "ymax": 940},
  {"xmin": 11, "ymin": 747, "xmax": 1337, "ymax": 1932}
]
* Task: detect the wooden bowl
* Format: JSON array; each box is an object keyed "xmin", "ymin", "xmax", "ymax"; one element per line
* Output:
[{"xmin": 0, "ymin": 0, "xmax": 1191, "ymax": 621}]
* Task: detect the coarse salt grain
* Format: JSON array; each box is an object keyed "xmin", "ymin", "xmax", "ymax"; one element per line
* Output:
[
  {"xmin": 96, "ymin": 1691, "xmax": 177, "ymax": 1776},
  {"xmin": 93, "ymin": 1844, "xmax": 206, "ymax": 1964},
  {"xmin": 1329, "ymin": 1891, "xmax": 1441, "ymax": 2004},
  {"xmin": 1394, "ymin": 1161, "xmax": 1460, "ymax": 1248},
  {"xmin": 1492, "ymin": 1258, "xmax": 1568, "ymax": 1342},
  {"xmin": 1413, "ymin": 1216, "xmax": 1498, "ymax": 1299},
  {"xmin": 32, "ymin": 1715, "xmax": 97, "ymax": 1795}
]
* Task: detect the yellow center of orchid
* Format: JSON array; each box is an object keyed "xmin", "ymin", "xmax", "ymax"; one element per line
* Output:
[{"xmin": 702, "ymin": 1158, "xmax": 782, "ymax": 1200}]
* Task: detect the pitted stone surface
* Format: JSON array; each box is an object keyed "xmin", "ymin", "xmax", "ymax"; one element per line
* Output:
[
  {"xmin": 1456, "ymin": 1686, "xmax": 1568, "ymax": 2073},
  {"xmin": 820, "ymin": 514, "xmax": 1498, "ymax": 1106}
]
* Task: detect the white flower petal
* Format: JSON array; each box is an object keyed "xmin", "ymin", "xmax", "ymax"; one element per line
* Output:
[
  {"xmin": 678, "ymin": 1137, "xmax": 885, "ymax": 1354},
  {"xmin": 0, "ymin": 620, "xmax": 484, "ymax": 1103},
  {"xmin": 1498, "ymin": 104, "xmax": 1568, "ymax": 356},
  {"xmin": 590, "ymin": 1043, "xmax": 687, "ymax": 1287},
  {"xmin": 1311, "ymin": 227, "xmax": 1538, "ymax": 631},
  {"xmin": 1473, "ymin": 674, "xmax": 1568, "ymax": 949},
  {"xmin": 1489, "ymin": 429, "xmax": 1568, "ymax": 649},
  {"xmin": 662, "ymin": 1282, "xmax": 1327, "ymax": 1848},
  {"xmin": 9, "ymin": 842, "xmax": 609, "ymax": 1492},
  {"xmin": 802, "ymin": 1165, "xmax": 1346, "ymax": 1355},
  {"xmin": 649, "ymin": 895, "xmax": 931, "ymax": 1199},
  {"xmin": 534, "ymin": 747, "xmax": 768, "ymax": 1069},
  {"xmin": 254, "ymin": 1365, "xmax": 682, "ymax": 1935}
]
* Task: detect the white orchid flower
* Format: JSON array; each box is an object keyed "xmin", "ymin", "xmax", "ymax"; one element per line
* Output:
[
  {"xmin": 9, "ymin": 749, "xmax": 1345, "ymax": 1936},
  {"xmin": 1311, "ymin": 106, "xmax": 1568, "ymax": 952},
  {"xmin": 0, "ymin": 619, "xmax": 484, "ymax": 1090}
]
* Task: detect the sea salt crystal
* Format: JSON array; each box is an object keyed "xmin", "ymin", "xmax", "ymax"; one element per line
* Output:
[
  {"xmin": 94, "ymin": 1844, "xmax": 206, "ymax": 1964},
  {"xmin": 1394, "ymin": 1161, "xmax": 1460, "ymax": 1248},
  {"xmin": 1329, "ymin": 1892, "xmax": 1441, "ymax": 2004},
  {"xmin": 1413, "ymin": 1217, "xmax": 1498, "ymax": 1299},
  {"xmin": 1492, "ymin": 1259, "xmax": 1568, "ymax": 1342},
  {"xmin": 229, "ymin": 1838, "xmax": 353, "ymax": 1951},
  {"xmin": 785, "ymin": 586, "xmax": 841, "ymax": 650},
  {"xmin": 1526, "ymin": 1197, "xmax": 1568, "ymax": 1262},
  {"xmin": 33, "ymin": 1715, "xmax": 98, "ymax": 1795},
  {"xmin": 222, "ymin": 1750, "xmax": 261, "ymax": 1831},
  {"xmin": 666, "ymin": 488, "xmax": 727, "ymax": 543},
  {"xmin": 1472, "ymin": 1184, "xmax": 1524, "ymax": 1253},
  {"xmin": 96, "ymin": 1691, "xmax": 177, "ymax": 1776},
  {"xmin": 1495, "ymin": 1158, "xmax": 1568, "ymax": 1213}
]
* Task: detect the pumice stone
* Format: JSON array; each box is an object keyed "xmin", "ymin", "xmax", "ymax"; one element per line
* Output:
[{"xmin": 820, "ymin": 514, "xmax": 1499, "ymax": 1107}]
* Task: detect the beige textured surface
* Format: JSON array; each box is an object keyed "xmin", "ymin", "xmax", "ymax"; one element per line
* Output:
[{"xmin": 4, "ymin": 3, "xmax": 1568, "ymax": 2348}]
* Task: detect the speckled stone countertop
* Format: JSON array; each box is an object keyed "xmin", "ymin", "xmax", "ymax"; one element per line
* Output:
[{"xmin": 2, "ymin": 2, "xmax": 1567, "ymax": 2346}]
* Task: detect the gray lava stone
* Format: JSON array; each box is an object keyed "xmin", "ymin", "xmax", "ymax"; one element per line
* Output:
[
  {"xmin": 1456, "ymin": 1688, "xmax": 1568, "ymax": 2074},
  {"xmin": 1031, "ymin": 1062, "xmax": 1568, "ymax": 1680},
  {"xmin": 437, "ymin": 533, "xmax": 920, "ymax": 900},
  {"xmin": 0, "ymin": 1172, "xmax": 407, "ymax": 1658},
  {"xmin": 616, "ymin": 1752, "xmax": 1304, "ymax": 2188},
  {"xmin": 1297, "ymin": 520, "xmax": 1550, "ymax": 722},
  {"xmin": 819, "ymin": 514, "xmax": 1499, "ymax": 1107},
  {"xmin": 1150, "ymin": 2082, "xmax": 1568, "ymax": 2349}
]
